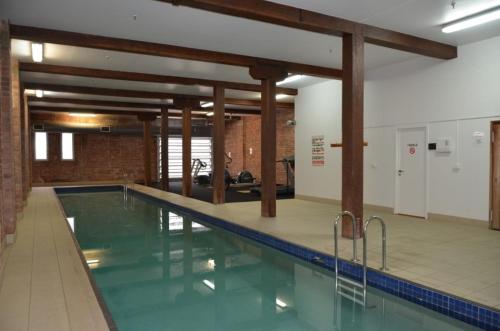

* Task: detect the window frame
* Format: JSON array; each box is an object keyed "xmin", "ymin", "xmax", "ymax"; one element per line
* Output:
[
  {"xmin": 60, "ymin": 132, "xmax": 75, "ymax": 161},
  {"xmin": 33, "ymin": 131, "xmax": 48, "ymax": 161}
]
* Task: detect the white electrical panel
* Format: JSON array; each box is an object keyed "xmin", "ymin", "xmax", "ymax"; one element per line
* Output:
[{"xmin": 436, "ymin": 138, "xmax": 453, "ymax": 153}]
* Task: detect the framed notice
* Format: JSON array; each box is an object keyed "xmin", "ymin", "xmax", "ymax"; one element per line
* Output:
[{"xmin": 312, "ymin": 135, "xmax": 325, "ymax": 166}]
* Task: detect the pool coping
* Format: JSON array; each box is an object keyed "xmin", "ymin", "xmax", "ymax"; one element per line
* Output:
[
  {"xmin": 53, "ymin": 187, "xmax": 119, "ymax": 331},
  {"xmin": 55, "ymin": 185, "xmax": 500, "ymax": 331}
]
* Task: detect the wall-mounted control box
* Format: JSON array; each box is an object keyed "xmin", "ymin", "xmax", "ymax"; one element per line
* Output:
[{"xmin": 436, "ymin": 138, "xmax": 452, "ymax": 153}]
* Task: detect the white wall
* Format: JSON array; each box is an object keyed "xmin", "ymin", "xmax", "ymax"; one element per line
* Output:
[{"xmin": 295, "ymin": 35, "xmax": 500, "ymax": 221}]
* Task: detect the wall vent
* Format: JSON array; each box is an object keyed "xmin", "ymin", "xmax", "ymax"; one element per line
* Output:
[
  {"xmin": 33, "ymin": 123, "xmax": 44, "ymax": 131},
  {"xmin": 100, "ymin": 126, "xmax": 111, "ymax": 133}
]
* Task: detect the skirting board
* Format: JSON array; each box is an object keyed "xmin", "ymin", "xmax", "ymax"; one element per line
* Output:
[{"xmin": 295, "ymin": 194, "xmax": 485, "ymax": 223}]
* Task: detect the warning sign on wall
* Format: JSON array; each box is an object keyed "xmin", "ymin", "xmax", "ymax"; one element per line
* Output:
[
  {"xmin": 408, "ymin": 143, "xmax": 418, "ymax": 156},
  {"xmin": 312, "ymin": 135, "xmax": 325, "ymax": 166}
]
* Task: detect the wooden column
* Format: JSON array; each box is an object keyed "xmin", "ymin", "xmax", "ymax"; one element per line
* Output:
[
  {"xmin": 212, "ymin": 86, "xmax": 225, "ymax": 204},
  {"xmin": 342, "ymin": 27, "xmax": 365, "ymax": 239},
  {"xmin": 138, "ymin": 113, "xmax": 157, "ymax": 187},
  {"xmin": 249, "ymin": 65, "xmax": 287, "ymax": 217},
  {"xmin": 175, "ymin": 98, "xmax": 199, "ymax": 197},
  {"xmin": 160, "ymin": 106, "xmax": 169, "ymax": 191}
]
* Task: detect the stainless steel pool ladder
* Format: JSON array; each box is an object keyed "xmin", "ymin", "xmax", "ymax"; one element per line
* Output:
[
  {"xmin": 333, "ymin": 212, "xmax": 388, "ymax": 307},
  {"xmin": 333, "ymin": 211, "xmax": 365, "ymax": 306},
  {"xmin": 362, "ymin": 216, "xmax": 388, "ymax": 300}
]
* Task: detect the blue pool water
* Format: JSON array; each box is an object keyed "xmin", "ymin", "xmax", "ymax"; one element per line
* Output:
[{"xmin": 57, "ymin": 190, "xmax": 479, "ymax": 331}]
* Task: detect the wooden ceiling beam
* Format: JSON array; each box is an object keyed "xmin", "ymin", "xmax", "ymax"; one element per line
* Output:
[
  {"xmin": 24, "ymin": 82, "xmax": 293, "ymax": 110},
  {"xmin": 28, "ymin": 96, "xmax": 167, "ymax": 110},
  {"xmin": 160, "ymin": 0, "xmax": 457, "ymax": 60},
  {"xmin": 10, "ymin": 24, "xmax": 342, "ymax": 78},
  {"xmin": 20, "ymin": 62, "xmax": 297, "ymax": 95},
  {"xmin": 28, "ymin": 105, "xmax": 261, "ymax": 116}
]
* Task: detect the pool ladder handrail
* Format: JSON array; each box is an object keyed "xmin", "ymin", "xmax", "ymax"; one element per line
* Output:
[
  {"xmin": 362, "ymin": 215, "xmax": 388, "ymax": 299},
  {"xmin": 333, "ymin": 211, "xmax": 359, "ymax": 268}
]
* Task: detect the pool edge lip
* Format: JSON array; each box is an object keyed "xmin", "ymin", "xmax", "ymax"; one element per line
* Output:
[
  {"xmin": 52, "ymin": 188, "xmax": 119, "ymax": 331},
  {"xmin": 56, "ymin": 185, "xmax": 500, "ymax": 330}
]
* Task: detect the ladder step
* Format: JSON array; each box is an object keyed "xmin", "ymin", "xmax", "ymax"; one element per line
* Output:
[
  {"xmin": 337, "ymin": 289, "xmax": 365, "ymax": 306},
  {"xmin": 337, "ymin": 275, "xmax": 364, "ymax": 289},
  {"xmin": 337, "ymin": 283, "xmax": 364, "ymax": 297}
]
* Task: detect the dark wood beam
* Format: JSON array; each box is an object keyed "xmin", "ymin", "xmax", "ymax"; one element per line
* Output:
[
  {"xmin": 212, "ymin": 86, "xmax": 225, "ymax": 204},
  {"xmin": 11, "ymin": 24, "xmax": 342, "ymax": 78},
  {"xmin": 138, "ymin": 116, "xmax": 155, "ymax": 186},
  {"xmin": 182, "ymin": 106, "xmax": 192, "ymax": 197},
  {"xmin": 162, "ymin": 0, "xmax": 457, "ymax": 60},
  {"xmin": 160, "ymin": 106, "xmax": 169, "ymax": 192},
  {"xmin": 29, "ymin": 105, "xmax": 201, "ymax": 119},
  {"xmin": 249, "ymin": 64, "xmax": 288, "ymax": 217},
  {"xmin": 20, "ymin": 62, "xmax": 297, "ymax": 96},
  {"xmin": 29, "ymin": 96, "xmax": 166, "ymax": 110},
  {"xmin": 25, "ymin": 88, "xmax": 294, "ymax": 110},
  {"xmin": 342, "ymin": 28, "xmax": 364, "ymax": 239}
]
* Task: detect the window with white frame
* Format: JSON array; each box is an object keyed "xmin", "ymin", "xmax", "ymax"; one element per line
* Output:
[
  {"xmin": 158, "ymin": 137, "xmax": 212, "ymax": 179},
  {"xmin": 61, "ymin": 132, "xmax": 74, "ymax": 160},
  {"xmin": 34, "ymin": 132, "xmax": 48, "ymax": 160}
]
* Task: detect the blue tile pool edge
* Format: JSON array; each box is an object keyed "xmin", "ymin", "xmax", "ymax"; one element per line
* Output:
[{"xmin": 56, "ymin": 186, "xmax": 500, "ymax": 330}]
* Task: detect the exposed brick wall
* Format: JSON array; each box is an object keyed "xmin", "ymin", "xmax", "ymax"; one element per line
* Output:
[
  {"xmin": 32, "ymin": 133, "xmax": 158, "ymax": 184},
  {"xmin": 224, "ymin": 109, "xmax": 295, "ymax": 184},
  {"xmin": 0, "ymin": 21, "xmax": 16, "ymax": 239},
  {"xmin": 11, "ymin": 59, "xmax": 23, "ymax": 212}
]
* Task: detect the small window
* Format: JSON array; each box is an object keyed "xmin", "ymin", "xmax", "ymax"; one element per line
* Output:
[
  {"xmin": 34, "ymin": 132, "xmax": 48, "ymax": 160},
  {"xmin": 61, "ymin": 133, "xmax": 74, "ymax": 160}
]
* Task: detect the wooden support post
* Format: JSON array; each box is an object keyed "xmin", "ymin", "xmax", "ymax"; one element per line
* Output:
[
  {"xmin": 342, "ymin": 27, "xmax": 365, "ymax": 239},
  {"xmin": 212, "ymin": 86, "xmax": 225, "ymax": 204},
  {"xmin": 249, "ymin": 64, "xmax": 287, "ymax": 217},
  {"xmin": 138, "ymin": 113, "xmax": 157, "ymax": 187},
  {"xmin": 160, "ymin": 106, "xmax": 169, "ymax": 191},
  {"xmin": 175, "ymin": 98, "xmax": 199, "ymax": 197}
]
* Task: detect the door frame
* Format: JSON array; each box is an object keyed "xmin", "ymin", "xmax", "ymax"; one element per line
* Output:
[
  {"xmin": 490, "ymin": 121, "xmax": 500, "ymax": 229},
  {"xmin": 394, "ymin": 125, "xmax": 429, "ymax": 219}
]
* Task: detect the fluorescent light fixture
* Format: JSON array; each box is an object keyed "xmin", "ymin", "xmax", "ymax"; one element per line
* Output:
[
  {"xmin": 276, "ymin": 94, "xmax": 287, "ymax": 100},
  {"xmin": 31, "ymin": 43, "xmax": 44, "ymax": 62},
  {"xmin": 442, "ymin": 6, "xmax": 500, "ymax": 33},
  {"xmin": 277, "ymin": 75, "xmax": 303, "ymax": 86},
  {"xmin": 86, "ymin": 259, "xmax": 100, "ymax": 265},
  {"xmin": 201, "ymin": 102, "xmax": 214, "ymax": 108},
  {"xmin": 35, "ymin": 90, "xmax": 44, "ymax": 98},
  {"xmin": 69, "ymin": 113, "xmax": 97, "ymax": 117},
  {"xmin": 203, "ymin": 279, "xmax": 215, "ymax": 290},
  {"xmin": 276, "ymin": 298, "xmax": 287, "ymax": 308},
  {"xmin": 206, "ymin": 112, "xmax": 214, "ymax": 117}
]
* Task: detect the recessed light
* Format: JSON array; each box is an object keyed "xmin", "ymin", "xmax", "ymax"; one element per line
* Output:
[
  {"xmin": 442, "ymin": 5, "xmax": 500, "ymax": 33},
  {"xmin": 277, "ymin": 75, "xmax": 304, "ymax": 86},
  {"xmin": 201, "ymin": 102, "xmax": 214, "ymax": 108},
  {"xmin": 206, "ymin": 112, "xmax": 214, "ymax": 117},
  {"xmin": 276, "ymin": 94, "xmax": 287, "ymax": 100},
  {"xmin": 69, "ymin": 113, "xmax": 97, "ymax": 118},
  {"xmin": 31, "ymin": 43, "xmax": 44, "ymax": 63}
]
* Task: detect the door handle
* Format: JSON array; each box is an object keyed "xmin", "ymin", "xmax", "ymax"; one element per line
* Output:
[{"xmin": 398, "ymin": 170, "xmax": 404, "ymax": 176}]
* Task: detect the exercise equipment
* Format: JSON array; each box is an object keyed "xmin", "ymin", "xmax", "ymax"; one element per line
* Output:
[
  {"xmin": 192, "ymin": 159, "xmax": 210, "ymax": 185},
  {"xmin": 250, "ymin": 155, "xmax": 295, "ymax": 196}
]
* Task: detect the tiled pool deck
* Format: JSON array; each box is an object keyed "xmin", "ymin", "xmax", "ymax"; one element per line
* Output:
[{"xmin": 1, "ymin": 185, "xmax": 499, "ymax": 330}]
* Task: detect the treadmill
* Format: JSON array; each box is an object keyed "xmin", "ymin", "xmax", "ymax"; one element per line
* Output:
[{"xmin": 250, "ymin": 155, "xmax": 294, "ymax": 196}]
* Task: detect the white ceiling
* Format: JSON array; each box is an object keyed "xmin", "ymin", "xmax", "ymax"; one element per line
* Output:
[{"xmin": 2, "ymin": 0, "xmax": 500, "ymax": 115}]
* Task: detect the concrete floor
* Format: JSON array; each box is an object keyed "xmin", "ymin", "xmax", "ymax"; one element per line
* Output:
[{"xmin": 0, "ymin": 185, "xmax": 499, "ymax": 330}]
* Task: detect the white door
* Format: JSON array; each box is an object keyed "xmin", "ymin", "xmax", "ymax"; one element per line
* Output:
[{"xmin": 396, "ymin": 127, "xmax": 427, "ymax": 218}]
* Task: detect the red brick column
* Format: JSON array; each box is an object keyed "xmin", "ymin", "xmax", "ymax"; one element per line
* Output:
[
  {"xmin": 21, "ymin": 91, "xmax": 30, "ymax": 200},
  {"xmin": 11, "ymin": 59, "xmax": 23, "ymax": 212},
  {"xmin": 0, "ymin": 21, "xmax": 17, "ymax": 242}
]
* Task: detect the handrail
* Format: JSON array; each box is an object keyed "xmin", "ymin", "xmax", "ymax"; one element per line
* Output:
[
  {"xmin": 334, "ymin": 211, "xmax": 359, "ymax": 277},
  {"xmin": 362, "ymin": 215, "xmax": 388, "ymax": 298}
]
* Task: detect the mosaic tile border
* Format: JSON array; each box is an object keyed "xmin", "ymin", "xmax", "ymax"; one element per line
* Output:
[{"xmin": 58, "ymin": 186, "xmax": 500, "ymax": 330}]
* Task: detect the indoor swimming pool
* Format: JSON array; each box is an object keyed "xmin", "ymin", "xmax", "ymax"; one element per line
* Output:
[{"xmin": 57, "ymin": 187, "xmax": 480, "ymax": 331}]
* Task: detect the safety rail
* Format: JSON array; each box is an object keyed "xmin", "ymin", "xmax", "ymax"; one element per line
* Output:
[{"xmin": 362, "ymin": 215, "xmax": 388, "ymax": 299}]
